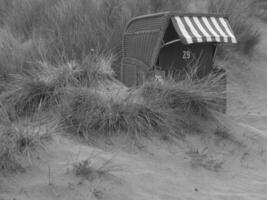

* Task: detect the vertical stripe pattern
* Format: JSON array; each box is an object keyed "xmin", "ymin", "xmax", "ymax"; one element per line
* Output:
[{"xmin": 173, "ymin": 16, "xmax": 237, "ymax": 44}]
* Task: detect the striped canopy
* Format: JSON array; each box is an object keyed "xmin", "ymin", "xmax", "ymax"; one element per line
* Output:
[{"xmin": 172, "ymin": 16, "xmax": 237, "ymax": 44}]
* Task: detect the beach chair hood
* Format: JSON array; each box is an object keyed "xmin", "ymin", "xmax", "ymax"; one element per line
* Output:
[{"xmin": 171, "ymin": 15, "xmax": 237, "ymax": 44}]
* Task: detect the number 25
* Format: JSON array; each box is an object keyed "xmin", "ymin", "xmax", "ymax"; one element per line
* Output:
[{"xmin": 182, "ymin": 50, "xmax": 191, "ymax": 60}]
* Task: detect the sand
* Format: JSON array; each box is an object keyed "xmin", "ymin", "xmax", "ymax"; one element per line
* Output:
[{"xmin": 1, "ymin": 116, "xmax": 267, "ymax": 200}]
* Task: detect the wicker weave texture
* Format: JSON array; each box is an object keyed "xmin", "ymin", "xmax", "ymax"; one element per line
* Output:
[
  {"xmin": 121, "ymin": 57, "xmax": 149, "ymax": 87},
  {"xmin": 122, "ymin": 60, "xmax": 137, "ymax": 87},
  {"xmin": 123, "ymin": 31, "xmax": 160, "ymax": 67},
  {"xmin": 126, "ymin": 14, "xmax": 168, "ymax": 33}
]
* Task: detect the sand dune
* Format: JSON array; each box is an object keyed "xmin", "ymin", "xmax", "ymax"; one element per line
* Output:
[
  {"xmin": 1, "ymin": 116, "xmax": 267, "ymax": 200},
  {"xmin": 2, "ymin": 11, "xmax": 267, "ymax": 200}
]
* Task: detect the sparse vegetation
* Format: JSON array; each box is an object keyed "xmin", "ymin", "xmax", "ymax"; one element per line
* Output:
[
  {"xmin": 0, "ymin": 109, "xmax": 52, "ymax": 173},
  {"xmin": 73, "ymin": 157, "xmax": 120, "ymax": 182},
  {"xmin": 186, "ymin": 147, "xmax": 224, "ymax": 172}
]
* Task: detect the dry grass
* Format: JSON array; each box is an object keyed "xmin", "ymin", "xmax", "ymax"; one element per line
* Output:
[
  {"xmin": 54, "ymin": 52, "xmax": 183, "ymax": 140},
  {"xmin": 129, "ymin": 0, "xmax": 188, "ymax": 14},
  {"xmin": 60, "ymin": 88, "xmax": 176, "ymax": 139},
  {"xmin": 186, "ymin": 147, "xmax": 224, "ymax": 172},
  {"xmin": 0, "ymin": 53, "xmax": 115, "ymax": 118},
  {"xmin": 1, "ymin": 76, "xmax": 61, "ymax": 118},
  {"xmin": 0, "ymin": 29, "xmax": 38, "ymax": 83},
  {"xmin": 67, "ymin": 53, "xmax": 116, "ymax": 87},
  {"xmin": 2, "ymin": 0, "xmax": 56, "ymax": 39},
  {"xmin": 73, "ymin": 157, "xmax": 120, "ymax": 182},
  {"xmin": 60, "ymin": 64, "xmax": 226, "ymax": 140},
  {"xmin": 0, "ymin": 0, "xmax": 191, "ymax": 79},
  {"xmin": 0, "ymin": 108, "xmax": 52, "ymax": 173},
  {"xmin": 0, "ymin": 0, "xmax": 258, "ymax": 152},
  {"xmin": 0, "ymin": 0, "xmax": 125, "ymax": 77},
  {"xmin": 136, "ymin": 68, "xmax": 228, "ymax": 136},
  {"xmin": 0, "ymin": 0, "xmax": 260, "ymax": 82},
  {"xmin": 141, "ymin": 70, "xmax": 227, "ymax": 116}
]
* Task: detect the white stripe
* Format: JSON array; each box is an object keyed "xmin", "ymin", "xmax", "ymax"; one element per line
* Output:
[
  {"xmin": 174, "ymin": 17, "xmax": 193, "ymax": 44},
  {"xmin": 184, "ymin": 16, "xmax": 203, "ymax": 43},
  {"xmin": 202, "ymin": 17, "xmax": 221, "ymax": 42},
  {"xmin": 219, "ymin": 17, "xmax": 237, "ymax": 43},
  {"xmin": 211, "ymin": 17, "xmax": 228, "ymax": 42},
  {"xmin": 193, "ymin": 17, "xmax": 212, "ymax": 42}
]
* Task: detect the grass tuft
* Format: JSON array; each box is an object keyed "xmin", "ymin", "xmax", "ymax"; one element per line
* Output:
[
  {"xmin": 61, "ymin": 88, "xmax": 176, "ymax": 139},
  {"xmin": 0, "ymin": 52, "xmax": 116, "ymax": 119},
  {"xmin": 0, "ymin": 109, "xmax": 51, "ymax": 173},
  {"xmin": 1, "ymin": 78, "xmax": 61, "ymax": 118},
  {"xmin": 73, "ymin": 156, "xmax": 120, "ymax": 182},
  {"xmin": 61, "ymin": 65, "xmax": 227, "ymax": 140},
  {"xmin": 141, "ymin": 70, "xmax": 227, "ymax": 116}
]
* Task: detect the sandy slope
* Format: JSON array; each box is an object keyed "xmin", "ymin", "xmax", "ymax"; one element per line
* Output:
[
  {"xmin": 1, "ymin": 117, "xmax": 267, "ymax": 200},
  {"xmin": 2, "ymin": 18, "xmax": 267, "ymax": 200}
]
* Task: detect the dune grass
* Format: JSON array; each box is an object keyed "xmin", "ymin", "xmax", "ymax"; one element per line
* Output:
[
  {"xmin": 0, "ymin": 107, "xmax": 52, "ymax": 173},
  {"xmin": 0, "ymin": 52, "xmax": 115, "ymax": 120},
  {"xmin": 0, "ymin": 0, "xmax": 261, "ymax": 82},
  {"xmin": 0, "ymin": 0, "xmax": 189, "ymax": 79},
  {"xmin": 0, "ymin": 0, "xmax": 260, "ymax": 156},
  {"xmin": 141, "ymin": 72, "xmax": 227, "ymax": 117},
  {"xmin": 140, "ymin": 67, "xmax": 227, "ymax": 134},
  {"xmin": 60, "ymin": 64, "xmax": 226, "ymax": 140},
  {"xmin": 1, "ymin": 75, "xmax": 61, "ymax": 119},
  {"xmin": 0, "ymin": 0, "xmax": 125, "ymax": 78},
  {"xmin": 60, "ymin": 88, "xmax": 176, "ymax": 139},
  {"xmin": 0, "ymin": 29, "xmax": 37, "ymax": 82}
]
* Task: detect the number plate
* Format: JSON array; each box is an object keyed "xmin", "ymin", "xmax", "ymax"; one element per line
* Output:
[{"xmin": 182, "ymin": 50, "xmax": 191, "ymax": 60}]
